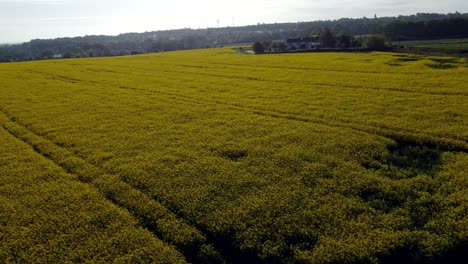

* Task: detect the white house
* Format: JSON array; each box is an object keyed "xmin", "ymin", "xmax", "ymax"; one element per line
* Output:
[{"xmin": 286, "ymin": 37, "xmax": 320, "ymax": 50}]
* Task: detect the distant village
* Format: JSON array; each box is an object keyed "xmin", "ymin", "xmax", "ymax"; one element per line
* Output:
[
  {"xmin": 252, "ymin": 29, "xmax": 386, "ymax": 54},
  {"xmin": 275, "ymin": 37, "xmax": 321, "ymax": 52},
  {"xmin": 252, "ymin": 36, "xmax": 325, "ymax": 54}
]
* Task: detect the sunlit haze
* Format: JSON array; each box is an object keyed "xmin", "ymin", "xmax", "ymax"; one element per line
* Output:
[{"xmin": 1, "ymin": 0, "xmax": 467, "ymax": 43}]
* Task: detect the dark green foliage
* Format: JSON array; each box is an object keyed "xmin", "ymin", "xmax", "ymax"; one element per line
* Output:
[
  {"xmin": 364, "ymin": 35, "xmax": 387, "ymax": 51},
  {"xmin": 387, "ymin": 143, "xmax": 440, "ymax": 174},
  {"xmin": 41, "ymin": 50, "xmax": 54, "ymax": 59},
  {"xmin": 63, "ymin": 51, "xmax": 73, "ymax": 58},
  {"xmin": 252, "ymin": 42, "xmax": 265, "ymax": 54},
  {"xmin": 270, "ymin": 41, "xmax": 287, "ymax": 52},
  {"xmin": 395, "ymin": 57, "xmax": 421, "ymax": 62},
  {"xmin": 363, "ymin": 140, "xmax": 443, "ymax": 179},
  {"xmin": 426, "ymin": 58, "xmax": 459, "ymax": 69},
  {"xmin": 384, "ymin": 18, "xmax": 468, "ymax": 41},
  {"xmin": 219, "ymin": 149, "xmax": 248, "ymax": 161},
  {"xmin": 337, "ymin": 34, "xmax": 352, "ymax": 48},
  {"xmin": 320, "ymin": 28, "xmax": 336, "ymax": 48}
]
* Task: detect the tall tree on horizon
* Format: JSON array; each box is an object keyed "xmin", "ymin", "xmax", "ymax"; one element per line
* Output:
[{"xmin": 320, "ymin": 28, "xmax": 336, "ymax": 48}]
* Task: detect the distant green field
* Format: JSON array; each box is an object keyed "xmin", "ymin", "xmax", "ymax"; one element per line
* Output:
[
  {"xmin": 0, "ymin": 49, "xmax": 467, "ymax": 263},
  {"xmin": 392, "ymin": 38, "xmax": 468, "ymax": 53}
]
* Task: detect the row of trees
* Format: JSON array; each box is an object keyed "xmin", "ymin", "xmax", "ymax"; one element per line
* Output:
[
  {"xmin": 316, "ymin": 28, "xmax": 360, "ymax": 48},
  {"xmin": 384, "ymin": 18, "xmax": 468, "ymax": 40},
  {"xmin": 0, "ymin": 35, "xmax": 211, "ymax": 62}
]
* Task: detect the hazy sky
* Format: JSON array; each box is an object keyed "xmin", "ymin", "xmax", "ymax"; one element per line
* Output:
[{"xmin": 1, "ymin": 0, "xmax": 467, "ymax": 43}]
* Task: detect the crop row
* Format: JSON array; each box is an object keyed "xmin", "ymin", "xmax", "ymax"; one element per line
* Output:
[
  {"xmin": 0, "ymin": 110, "xmax": 223, "ymax": 263},
  {"xmin": 18, "ymin": 66, "xmax": 468, "ymax": 151},
  {"xmin": 0, "ymin": 126, "xmax": 186, "ymax": 263}
]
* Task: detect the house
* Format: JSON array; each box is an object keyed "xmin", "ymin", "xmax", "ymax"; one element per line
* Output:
[
  {"xmin": 285, "ymin": 37, "xmax": 320, "ymax": 50},
  {"xmin": 270, "ymin": 46, "xmax": 282, "ymax": 53},
  {"xmin": 269, "ymin": 41, "xmax": 287, "ymax": 52}
]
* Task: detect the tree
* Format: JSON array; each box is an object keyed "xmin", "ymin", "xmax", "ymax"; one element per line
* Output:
[
  {"xmin": 252, "ymin": 42, "xmax": 265, "ymax": 54},
  {"xmin": 63, "ymin": 51, "xmax": 73, "ymax": 58},
  {"xmin": 337, "ymin": 34, "xmax": 352, "ymax": 48},
  {"xmin": 277, "ymin": 42, "xmax": 287, "ymax": 51},
  {"xmin": 270, "ymin": 41, "xmax": 287, "ymax": 52},
  {"xmin": 41, "ymin": 50, "xmax": 54, "ymax": 59},
  {"xmin": 320, "ymin": 28, "xmax": 336, "ymax": 48},
  {"xmin": 363, "ymin": 35, "xmax": 386, "ymax": 50}
]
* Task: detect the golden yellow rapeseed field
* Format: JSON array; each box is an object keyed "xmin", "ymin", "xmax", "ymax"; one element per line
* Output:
[{"xmin": 0, "ymin": 48, "xmax": 467, "ymax": 263}]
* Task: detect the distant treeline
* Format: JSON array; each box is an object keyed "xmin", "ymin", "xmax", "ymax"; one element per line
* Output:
[
  {"xmin": 1, "ymin": 12, "xmax": 467, "ymax": 62},
  {"xmin": 384, "ymin": 18, "xmax": 468, "ymax": 40}
]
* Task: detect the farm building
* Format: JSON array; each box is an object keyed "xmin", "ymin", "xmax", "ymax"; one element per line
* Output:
[{"xmin": 286, "ymin": 37, "xmax": 320, "ymax": 50}]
